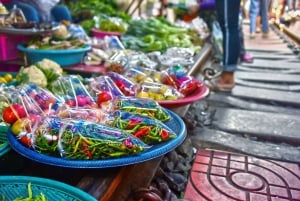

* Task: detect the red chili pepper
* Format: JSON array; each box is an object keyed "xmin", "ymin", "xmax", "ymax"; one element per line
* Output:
[
  {"xmin": 134, "ymin": 126, "xmax": 151, "ymax": 138},
  {"xmin": 160, "ymin": 129, "xmax": 169, "ymax": 141},
  {"xmin": 82, "ymin": 141, "xmax": 92, "ymax": 159},
  {"xmin": 127, "ymin": 118, "xmax": 142, "ymax": 129}
]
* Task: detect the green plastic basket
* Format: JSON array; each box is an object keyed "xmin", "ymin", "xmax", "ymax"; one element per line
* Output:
[
  {"xmin": 0, "ymin": 125, "xmax": 10, "ymax": 157},
  {"xmin": 0, "ymin": 176, "xmax": 97, "ymax": 201}
]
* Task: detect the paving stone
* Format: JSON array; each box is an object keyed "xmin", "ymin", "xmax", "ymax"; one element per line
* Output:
[
  {"xmin": 184, "ymin": 149, "xmax": 300, "ymax": 200},
  {"xmin": 211, "ymin": 108, "xmax": 300, "ymax": 145}
]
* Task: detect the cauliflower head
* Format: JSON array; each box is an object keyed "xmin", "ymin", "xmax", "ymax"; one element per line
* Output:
[
  {"xmin": 22, "ymin": 65, "xmax": 48, "ymax": 88},
  {"xmin": 38, "ymin": 59, "xmax": 63, "ymax": 75}
]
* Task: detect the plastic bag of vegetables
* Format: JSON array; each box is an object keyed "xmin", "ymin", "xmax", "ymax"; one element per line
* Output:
[
  {"xmin": 34, "ymin": 117, "xmax": 149, "ymax": 159},
  {"xmin": 108, "ymin": 111, "xmax": 176, "ymax": 145},
  {"xmin": 113, "ymin": 97, "xmax": 171, "ymax": 122},
  {"xmin": 57, "ymin": 106, "xmax": 110, "ymax": 124},
  {"xmin": 107, "ymin": 71, "xmax": 138, "ymax": 96},
  {"xmin": 50, "ymin": 75, "xmax": 98, "ymax": 108},
  {"xmin": 87, "ymin": 75, "xmax": 123, "ymax": 112},
  {"xmin": 19, "ymin": 83, "xmax": 61, "ymax": 115}
]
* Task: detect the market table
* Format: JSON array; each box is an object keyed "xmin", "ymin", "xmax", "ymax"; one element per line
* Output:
[{"xmin": 2, "ymin": 43, "xmax": 212, "ymax": 201}]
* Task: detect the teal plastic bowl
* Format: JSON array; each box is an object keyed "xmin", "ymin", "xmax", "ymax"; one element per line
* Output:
[
  {"xmin": 18, "ymin": 45, "xmax": 91, "ymax": 67},
  {"xmin": 0, "ymin": 176, "xmax": 97, "ymax": 201},
  {"xmin": 0, "ymin": 125, "xmax": 10, "ymax": 157}
]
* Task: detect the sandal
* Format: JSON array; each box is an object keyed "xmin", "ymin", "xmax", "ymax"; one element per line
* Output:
[{"xmin": 205, "ymin": 78, "xmax": 235, "ymax": 92}]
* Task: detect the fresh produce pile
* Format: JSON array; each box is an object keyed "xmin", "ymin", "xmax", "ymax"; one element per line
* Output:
[
  {"xmin": 0, "ymin": 0, "xmax": 210, "ymax": 160},
  {"xmin": 65, "ymin": 0, "xmax": 130, "ymax": 34},
  {"xmin": 94, "ymin": 65, "xmax": 203, "ymax": 101},
  {"xmin": 121, "ymin": 17, "xmax": 203, "ymax": 52},
  {"xmin": 1, "ymin": 74, "xmax": 178, "ymax": 160},
  {"xmin": 16, "ymin": 59, "xmax": 64, "ymax": 89}
]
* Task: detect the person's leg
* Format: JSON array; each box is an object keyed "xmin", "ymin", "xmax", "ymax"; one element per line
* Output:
[
  {"xmin": 256, "ymin": 15, "xmax": 261, "ymax": 32},
  {"xmin": 4, "ymin": 1, "xmax": 39, "ymax": 22},
  {"xmin": 260, "ymin": 0, "xmax": 270, "ymax": 36},
  {"xmin": 249, "ymin": 0, "xmax": 260, "ymax": 37},
  {"xmin": 212, "ymin": 0, "xmax": 241, "ymax": 90},
  {"xmin": 51, "ymin": 5, "xmax": 73, "ymax": 23}
]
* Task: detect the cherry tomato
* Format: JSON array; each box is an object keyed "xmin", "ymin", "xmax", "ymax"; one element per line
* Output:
[
  {"xmin": 2, "ymin": 104, "xmax": 27, "ymax": 124},
  {"xmin": 65, "ymin": 99, "xmax": 76, "ymax": 107},
  {"xmin": 19, "ymin": 135, "xmax": 32, "ymax": 147},
  {"xmin": 97, "ymin": 91, "xmax": 112, "ymax": 106}
]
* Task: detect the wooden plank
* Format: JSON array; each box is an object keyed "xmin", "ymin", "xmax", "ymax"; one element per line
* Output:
[
  {"xmin": 207, "ymin": 93, "xmax": 300, "ymax": 115},
  {"xmin": 190, "ymin": 128, "xmax": 300, "ymax": 163},
  {"xmin": 231, "ymin": 85, "xmax": 300, "ymax": 106},
  {"xmin": 211, "ymin": 108, "xmax": 300, "ymax": 145},
  {"xmin": 237, "ymin": 66, "xmax": 300, "ymax": 74},
  {"xmin": 247, "ymin": 53, "xmax": 297, "ymax": 60},
  {"xmin": 101, "ymin": 157, "xmax": 163, "ymax": 201},
  {"xmin": 235, "ymin": 71, "xmax": 300, "ymax": 83},
  {"xmin": 241, "ymin": 59, "xmax": 300, "ymax": 69},
  {"xmin": 235, "ymin": 79, "xmax": 300, "ymax": 91}
]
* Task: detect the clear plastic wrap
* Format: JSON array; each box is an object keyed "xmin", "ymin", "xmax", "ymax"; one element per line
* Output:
[
  {"xmin": 88, "ymin": 75, "xmax": 124, "ymax": 97},
  {"xmin": 87, "ymin": 75, "xmax": 123, "ymax": 112},
  {"xmin": 128, "ymin": 66, "xmax": 165, "ymax": 83},
  {"xmin": 113, "ymin": 97, "xmax": 171, "ymax": 122},
  {"xmin": 164, "ymin": 65, "xmax": 203, "ymax": 96},
  {"xmin": 50, "ymin": 75, "xmax": 97, "ymax": 108},
  {"xmin": 123, "ymin": 67, "xmax": 154, "ymax": 83},
  {"xmin": 137, "ymin": 81, "xmax": 184, "ymax": 101},
  {"xmin": 0, "ymin": 85, "xmax": 19, "ymax": 123},
  {"xmin": 126, "ymin": 51, "xmax": 158, "ymax": 69},
  {"xmin": 94, "ymin": 15, "xmax": 127, "ymax": 34},
  {"xmin": 108, "ymin": 111, "xmax": 176, "ymax": 145},
  {"xmin": 107, "ymin": 71, "xmax": 138, "ymax": 96},
  {"xmin": 103, "ymin": 51, "xmax": 129, "ymax": 74},
  {"xmin": 57, "ymin": 106, "xmax": 110, "ymax": 124},
  {"xmin": 34, "ymin": 117, "xmax": 149, "ymax": 159},
  {"xmin": 19, "ymin": 83, "xmax": 60, "ymax": 115}
]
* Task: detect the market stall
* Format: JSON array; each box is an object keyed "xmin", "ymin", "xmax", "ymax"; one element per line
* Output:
[{"xmin": 0, "ymin": 1, "xmax": 212, "ymax": 200}]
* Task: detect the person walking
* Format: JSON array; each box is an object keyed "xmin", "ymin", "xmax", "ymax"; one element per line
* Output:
[
  {"xmin": 186, "ymin": 0, "xmax": 247, "ymax": 90},
  {"xmin": 210, "ymin": 0, "xmax": 241, "ymax": 91},
  {"xmin": 249, "ymin": 0, "xmax": 270, "ymax": 39}
]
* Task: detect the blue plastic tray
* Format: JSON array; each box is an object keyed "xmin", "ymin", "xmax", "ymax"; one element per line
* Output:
[
  {"xmin": 8, "ymin": 110, "xmax": 187, "ymax": 168},
  {"xmin": 0, "ymin": 176, "xmax": 97, "ymax": 201}
]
